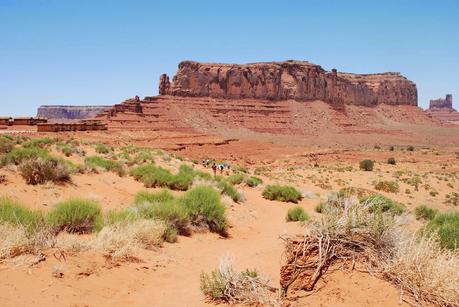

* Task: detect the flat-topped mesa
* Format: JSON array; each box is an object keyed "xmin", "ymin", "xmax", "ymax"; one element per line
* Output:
[
  {"xmin": 37, "ymin": 105, "xmax": 112, "ymax": 121},
  {"xmin": 159, "ymin": 60, "xmax": 418, "ymax": 107},
  {"xmin": 429, "ymin": 94, "xmax": 454, "ymax": 109}
]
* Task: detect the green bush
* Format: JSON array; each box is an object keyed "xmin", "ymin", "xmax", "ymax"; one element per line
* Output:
[
  {"xmin": 134, "ymin": 189, "xmax": 175, "ymax": 205},
  {"xmin": 95, "ymin": 144, "xmax": 110, "ymax": 154},
  {"xmin": 361, "ymin": 194, "xmax": 405, "ymax": 215},
  {"xmin": 216, "ymin": 179, "xmax": 242, "ymax": 202},
  {"xmin": 245, "ymin": 176, "xmax": 263, "ymax": 187},
  {"xmin": 426, "ymin": 212, "xmax": 459, "ymax": 250},
  {"xmin": 262, "ymin": 185, "xmax": 302, "ymax": 203},
  {"xmin": 359, "ymin": 159, "xmax": 374, "ymax": 171},
  {"xmin": 415, "ymin": 205, "xmax": 438, "ymax": 221},
  {"xmin": 227, "ymin": 173, "xmax": 245, "ymax": 185},
  {"xmin": 286, "ymin": 206, "xmax": 309, "ymax": 222},
  {"xmin": 105, "ymin": 209, "xmax": 138, "ymax": 225},
  {"xmin": 0, "ymin": 197, "xmax": 45, "ymax": 233},
  {"xmin": 85, "ymin": 156, "xmax": 125, "ymax": 176},
  {"xmin": 130, "ymin": 164, "xmax": 193, "ymax": 191},
  {"xmin": 180, "ymin": 186, "xmax": 227, "ymax": 236},
  {"xmin": 374, "ymin": 180, "xmax": 400, "ymax": 193},
  {"xmin": 0, "ymin": 147, "xmax": 49, "ymax": 166},
  {"xmin": 19, "ymin": 157, "xmax": 71, "ymax": 185},
  {"xmin": 387, "ymin": 157, "xmax": 396, "ymax": 165},
  {"xmin": 47, "ymin": 199, "xmax": 103, "ymax": 234},
  {"xmin": 138, "ymin": 200, "xmax": 190, "ymax": 240}
]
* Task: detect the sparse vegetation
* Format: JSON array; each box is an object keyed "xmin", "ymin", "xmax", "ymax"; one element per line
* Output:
[
  {"xmin": 262, "ymin": 185, "xmax": 302, "ymax": 203},
  {"xmin": 95, "ymin": 143, "xmax": 110, "ymax": 154},
  {"xmin": 47, "ymin": 199, "xmax": 103, "ymax": 234},
  {"xmin": 227, "ymin": 173, "xmax": 245, "ymax": 185},
  {"xmin": 85, "ymin": 156, "xmax": 125, "ymax": 176},
  {"xmin": 415, "ymin": 205, "xmax": 438, "ymax": 221},
  {"xmin": 359, "ymin": 159, "xmax": 374, "ymax": 171},
  {"xmin": 444, "ymin": 192, "xmax": 459, "ymax": 206},
  {"xmin": 286, "ymin": 206, "xmax": 309, "ymax": 222},
  {"xmin": 245, "ymin": 176, "xmax": 263, "ymax": 187},
  {"xmin": 374, "ymin": 180, "xmax": 399, "ymax": 193},
  {"xmin": 407, "ymin": 145, "xmax": 415, "ymax": 151}
]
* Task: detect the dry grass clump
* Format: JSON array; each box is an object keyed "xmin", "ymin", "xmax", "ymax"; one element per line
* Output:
[
  {"xmin": 0, "ymin": 224, "xmax": 53, "ymax": 260},
  {"xmin": 19, "ymin": 157, "xmax": 71, "ymax": 185},
  {"xmin": 382, "ymin": 234, "xmax": 459, "ymax": 306},
  {"xmin": 200, "ymin": 253, "xmax": 278, "ymax": 306},
  {"xmin": 93, "ymin": 219, "xmax": 166, "ymax": 260},
  {"xmin": 280, "ymin": 196, "xmax": 459, "ymax": 306}
]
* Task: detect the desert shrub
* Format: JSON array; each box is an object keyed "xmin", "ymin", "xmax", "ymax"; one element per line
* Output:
[
  {"xmin": 0, "ymin": 197, "xmax": 45, "ymax": 233},
  {"xmin": 426, "ymin": 212, "xmax": 459, "ymax": 250},
  {"xmin": 138, "ymin": 200, "xmax": 190, "ymax": 240},
  {"xmin": 387, "ymin": 157, "xmax": 396, "ymax": 165},
  {"xmin": 93, "ymin": 219, "xmax": 166, "ymax": 259},
  {"xmin": 131, "ymin": 150, "xmax": 155, "ymax": 165},
  {"xmin": 227, "ymin": 173, "xmax": 245, "ymax": 185},
  {"xmin": 85, "ymin": 156, "xmax": 125, "ymax": 176},
  {"xmin": 22, "ymin": 137, "xmax": 54, "ymax": 148},
  {"xmin": 415, "ymin": 205, "xmax": 438, "ymax": 221},
  {"xmin": 444, "ymin": 192, "xmax": 459, "ymax": 206},
  {"xmin": 374, "ymin": 180, "xmax": 400, "ymax": 193},
  {"xmin": 0, "ymin": 136, "xmax": 14, "ymax": 154},
  {"xmin": 286, "ymin": 206, "xmax": 309, "ymax": 222},
  {"xmin": 262, "ymin": 185, "xmax": 302, "ymax": 203},
  {"xmin": 95, "ymin": 143, "xmax": 110, "ymax": 154},
  {"xmin": 0, "ymin": 147, "xmax": 49, "ymax": 166},
  {"xmin": 361, "ymin": 194, "xmax": 405, "ymax": 215},
  {"xmin": 48, "ymin": 199, "xmax": 103, "ymax": 234},
  {"xmin": 217, "ymin": 179, "xmax": 242, "ymax": 202},
  {"xmin": 19, "ymin": 157, "xmax": 71, "ymax": 185},
  {"xmin": 407, "ymin": 145, "xmax": 415, "ymax": 151},
  {"xmin": 134, "ymin": 189, "xmax": 175, "ymax": 205},
  {"xmin": 245, "ymin": 176, "xmax": 263, "ymax": 187},
  {"xmin": 105, "ymin": 209, "xmax": 139, "ymax": 226},
  {"xmin": 359, "ymin": 159, "xmax": 374, "ymax": 171},
  {"xmin": 314, "ymin": 202, "xmax": 327, "ymax": 213},
  {"xmin": 181, "ymin": 186, "xmax": 227, "ymax": 236},
  {"xmin": 130, "ymin": 164, "xmax": 193, "ymax": 191},
  {"xmin": 200, "ymin": 254, "xmax": 274, "ymax": 305},
  {"xmin": 389, "ymin": 146, "xmax": 395, "ymax": 151}
]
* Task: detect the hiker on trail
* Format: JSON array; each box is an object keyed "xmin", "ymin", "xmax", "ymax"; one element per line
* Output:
[
  {"xmin": 211, "ymin": 163, "xmax": 217, "ymax": 176},
  {"xmin": 218, "ymin": 163, "xmax": 225, "ymax": 174}
]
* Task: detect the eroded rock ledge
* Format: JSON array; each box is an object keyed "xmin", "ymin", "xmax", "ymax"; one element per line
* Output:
[{"xmin": 159, "ymin": 60, "xmax": 417, "ymax": 107}]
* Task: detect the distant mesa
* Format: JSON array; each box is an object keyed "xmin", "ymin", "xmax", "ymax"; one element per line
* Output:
[
  {"xmin": 37, "ymin": 105, "xmax": 112, "ymax": 122},
  {"xmin": 159, "ymin": 60, "xmax": 418, "ymax": 107},
  {"xmin": 426, "ymin": 94, "xmax": 459, "ymax": 123}
]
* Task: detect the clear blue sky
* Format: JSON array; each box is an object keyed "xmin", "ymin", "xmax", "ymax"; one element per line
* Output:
[{"xmin": 1, "ymin": 0, "xmax": 458, "ymax": 115}]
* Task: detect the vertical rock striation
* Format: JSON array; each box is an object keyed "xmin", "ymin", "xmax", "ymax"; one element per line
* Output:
[{"xmin": 159, "ymin": 60, "xmax": 418, "ymax": 107}]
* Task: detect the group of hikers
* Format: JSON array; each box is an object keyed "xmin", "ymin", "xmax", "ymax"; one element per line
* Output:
[{"xmin": 202, "ymin": 159, "xmax": 231, "ymax": 176}]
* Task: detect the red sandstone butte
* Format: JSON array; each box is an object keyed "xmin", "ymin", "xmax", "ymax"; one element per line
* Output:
[
  {"xmin": 159, "ymin": 60, "xmax": 418, "ymax": 107},
  {"xmin": 426, "ymin": 94, "xmax": 459, "ymax": 123}
]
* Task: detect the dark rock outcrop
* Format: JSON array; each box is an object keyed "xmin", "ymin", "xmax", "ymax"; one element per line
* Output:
[
  {"xmin": 37, "ymin": 105, "xmax": 112, "ymax": 121},
  {"xmin": 159, "ymin": 60, "xmax": 418, "ymax": 107}
]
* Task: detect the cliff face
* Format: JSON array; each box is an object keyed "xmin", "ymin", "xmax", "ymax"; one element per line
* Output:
[
  {"xmin": 426, "ymin": 95, "xmax": 459, "ymax": 122},
  {"xmin": 159, "ymin": 60, "xmax": 418, "ymax": 107},
  {"xmin": 37, "ymin": 105, "xmax": 112, "ymax": 121}
]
